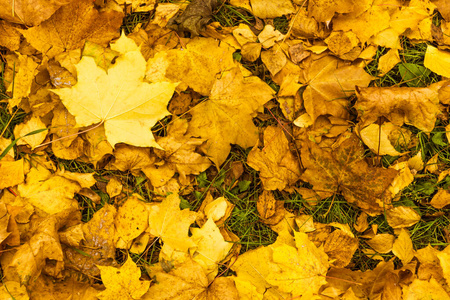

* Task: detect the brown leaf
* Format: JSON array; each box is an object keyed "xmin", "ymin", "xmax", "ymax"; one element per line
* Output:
[
  {"xmin": 301, "ymin": 133, "xmax": 398, "ymax": 215},
  {"xmin": 167, "ymin": 0, "xmax": 221, "ymax": 36},
  {"xmin": 323, "ymin": 229, "xmax": 358, "ymax": 268},
  {"xmin": 257, "ymin": 190, "xmax": 285, "ymax": 225},
  {"xmin": 20, "ymin": 0, "xmax": 123, "ymax": 58}
]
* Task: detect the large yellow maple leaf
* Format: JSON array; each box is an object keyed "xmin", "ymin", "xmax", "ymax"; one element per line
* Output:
[
  {"xmin": 188, "ymin": 67, "xmax": 274, "ymax": 167},
  {"xmin": 52, "ymin": 33, "xmax": 178, "ymax": 148}
]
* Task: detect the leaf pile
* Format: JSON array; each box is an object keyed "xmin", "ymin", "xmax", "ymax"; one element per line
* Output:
[{"xmin": 1, "ymin": 0, "xmax": 450, "ymax": 299}]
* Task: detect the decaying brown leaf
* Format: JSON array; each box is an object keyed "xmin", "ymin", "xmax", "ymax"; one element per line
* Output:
[
  {"xmin": 301, "ymin": 132, "xmax": 398, "ymax": 215},
  {"xmin": 167, "ymin": 0, "xmax": 221, "ymax": 36}
]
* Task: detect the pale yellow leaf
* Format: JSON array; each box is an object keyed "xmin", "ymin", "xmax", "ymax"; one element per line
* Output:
[
  {"xmin": 424, "ymin": 45, "xmax": 450, "ymax": 78},
  {"xmin": 392, "ymin": 229, "xmax": 414, "ymax": 265}
]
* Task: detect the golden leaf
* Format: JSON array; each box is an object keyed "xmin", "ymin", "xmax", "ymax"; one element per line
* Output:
[
  {"xmin": 97, "ymin": 255, "xmax": 150, "ymax": 300},
  {"xmin": 188, "ymin": 67, "xmax": 274, "ymax": 167},
  {"xmin": 392, "ymin": 229, "xmax": 414, "ymax": 265},
  {"xmin": 300, "ymin": 55, "xmax": 373, "ymax": 122},
  {"xmin": 247, "ymin": 126, "xmax": 301, "ymax": 191},
  {"xmin": 148, "ymin": 193, "xmax": 197, "ymax": 254},
  {"xmin": 386, "ymin": 206, "xmax": 421, "ymax": 229},
  {"xmin": 52, "ymin": 33, "xmax": 177, "ymax": 148},
  {"xmin": 20, "ymin": 0, "xmax": 123, "ymax": 58}
]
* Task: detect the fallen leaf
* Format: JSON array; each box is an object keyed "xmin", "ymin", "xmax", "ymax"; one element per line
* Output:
[
  {"xmin": 365, "ymin": 234, "xmax": 395, "ymax": 254},
  {"xmin": 430, "ymin": 189, "xmax": 450, "ymax": 209},
  {"xmin": 392, "ymin": 229, "xmax": 414, "ymax": 265},
  {"xmin": 354, "ymin": 212, "xmax": 369, "ymax": 233},
  {"xmin": 97, "ymin": 255, "xmax": 150, "ymax": 300},
  {"xmin": 6, "ymin": 54, "xmax": 39, "ymax": 110},
  {"xmin": 143, "ymin": 259, "xmax": 238, "ymax": 300},
  {"xmin": 0, "ymin": 159, "xmax": 24, "ymax": 189},
  {"xmin": 0, "ymin": 281, "xmax": 29, "ymax": 300},
  {"xmin": 0, "ymin": 0, "xmax": 73, "ymax": 26},
  {"xmin": 307, "ymin": 0, "xmax": 355, "ymax": 23},
  {"xmin": 146, "ymin": 37, "xmax": 236, "ymax": 96},
  {"xmin": 256, "ymin": 190, "xmax": 285, "ymax": 225},
  {"xmin": 115, "ymin": 196, "xmax": 149, "ymax": 249},
  {"xmin": 250, "ymin": 0, "xmax": 295, "ymax": 19},
  {"xmin": 146, "ymin": 117, "xmax": 211, "ymax": 184},
  {"xmin": 167, "ymin": 0, "xmax": 221, "ymax": 36},
  {"xmin": 52, "ymin": 33, "xmax": 178, "ymax": 148},
  {"xmin": 324, "ymin": 30, "xmax": 361, "ymax": 61},
  {"xmin": 386, "ymin": 206, "xmax": 421, "ymax": 229},
  {"xmin": 388, "ymin": 161, "xmax": 414, "ymax": 198},
  {"xmin": 17, "ymin": 166, "xmax": 83, "ymax": 216},
  {"xmin": 266, "ymin": 231, "xmax": 329, "ymax": 296},
  {"xmin": 20, "ymin": 0, "xmax": 123, "ymax": 58},
  {"xmin": 378, "ymin": 49, "xmax": 401, "ymax": 76},
  {"xmin": 248, "ymin": 126, "xmax": 301, "ymax": 190},
  {"xmin": 323, "ymin": 229, "xmax": 359, "ymax": 268},
  {"xmin": 258, "ymin": 25, "xmax": 285, "ymax": 49},
  {"xmin": 424, "ymin": 45, "xmax": 450, "ymax": 78},
  {"xmin": 333, "ymin": 3, "xmax": 391, "ymax": 44},
  {"xmin": 0, "ymin": 21, "xmax": 21, "ymax": 51},
  {"xmin": 148, "ymin": 193, "xmax": 197, "ymax": 255},
  {"xmin": 190, "ymin": 218, "xmax": 233, "ymax": 280},
  {"xmin": 197, "ymin": 194, "xmax": 234, "ymax": 227},
  {"xmin": 188, "ymin": 67, "xmax": 274, "ymax": 167},
  {"xmin": 358, "ymin": 123, "xmax": 403, "ymax": 156},
  {"xmin": 300, "ymin": 55, "xmax": 373, "ymax": 122},
  {"xmin": 355, "ymin": 84, "xmax": 441, "ymax": 132},
  {"xmin": 402, "ymin": 278, "xmax": 450, "ymax": 299},
  {"xmin": 106, "ymin": 177, "xmax": 123, "ymax": 198},
  {"xmin": 64, "ymin": 204, "xmax": 116, "ymax": 278},
  {"xmin": 27, "ymin": 275, "xmax": 100, "ymax": 300},
  {"xmin": 301, "ymin": 133, "xmax": 398, "ymax": 214},
  {"xmin": 4, "ymin": 209, "xmax": 74, "ymax": 284}
]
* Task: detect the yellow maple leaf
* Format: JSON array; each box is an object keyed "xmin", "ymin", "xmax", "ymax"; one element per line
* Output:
[
  {"xmin": 52, "ymin": 33, "xmax": 178, "ymax": 148},
  {"xmin": 148, "ymin": 193, "xmax": 197, "ymax": 254},
  {"xmin": 190, "ymin": 218, "xmax": 233, "ymax": 280},
  {"xmin": 188, "ymin": 67, "xmax": 274, "ymax": 167},
  {"xmin": 97, "ymin": 255, "xmax": 150, "ymax": 300},
  {"xmin": 300, "ymin": 55, "xmax": 373, "ymax": 122},
  {"xmin": 266, "ymin": 232, "xmax": 329, "ymax": 296}
]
